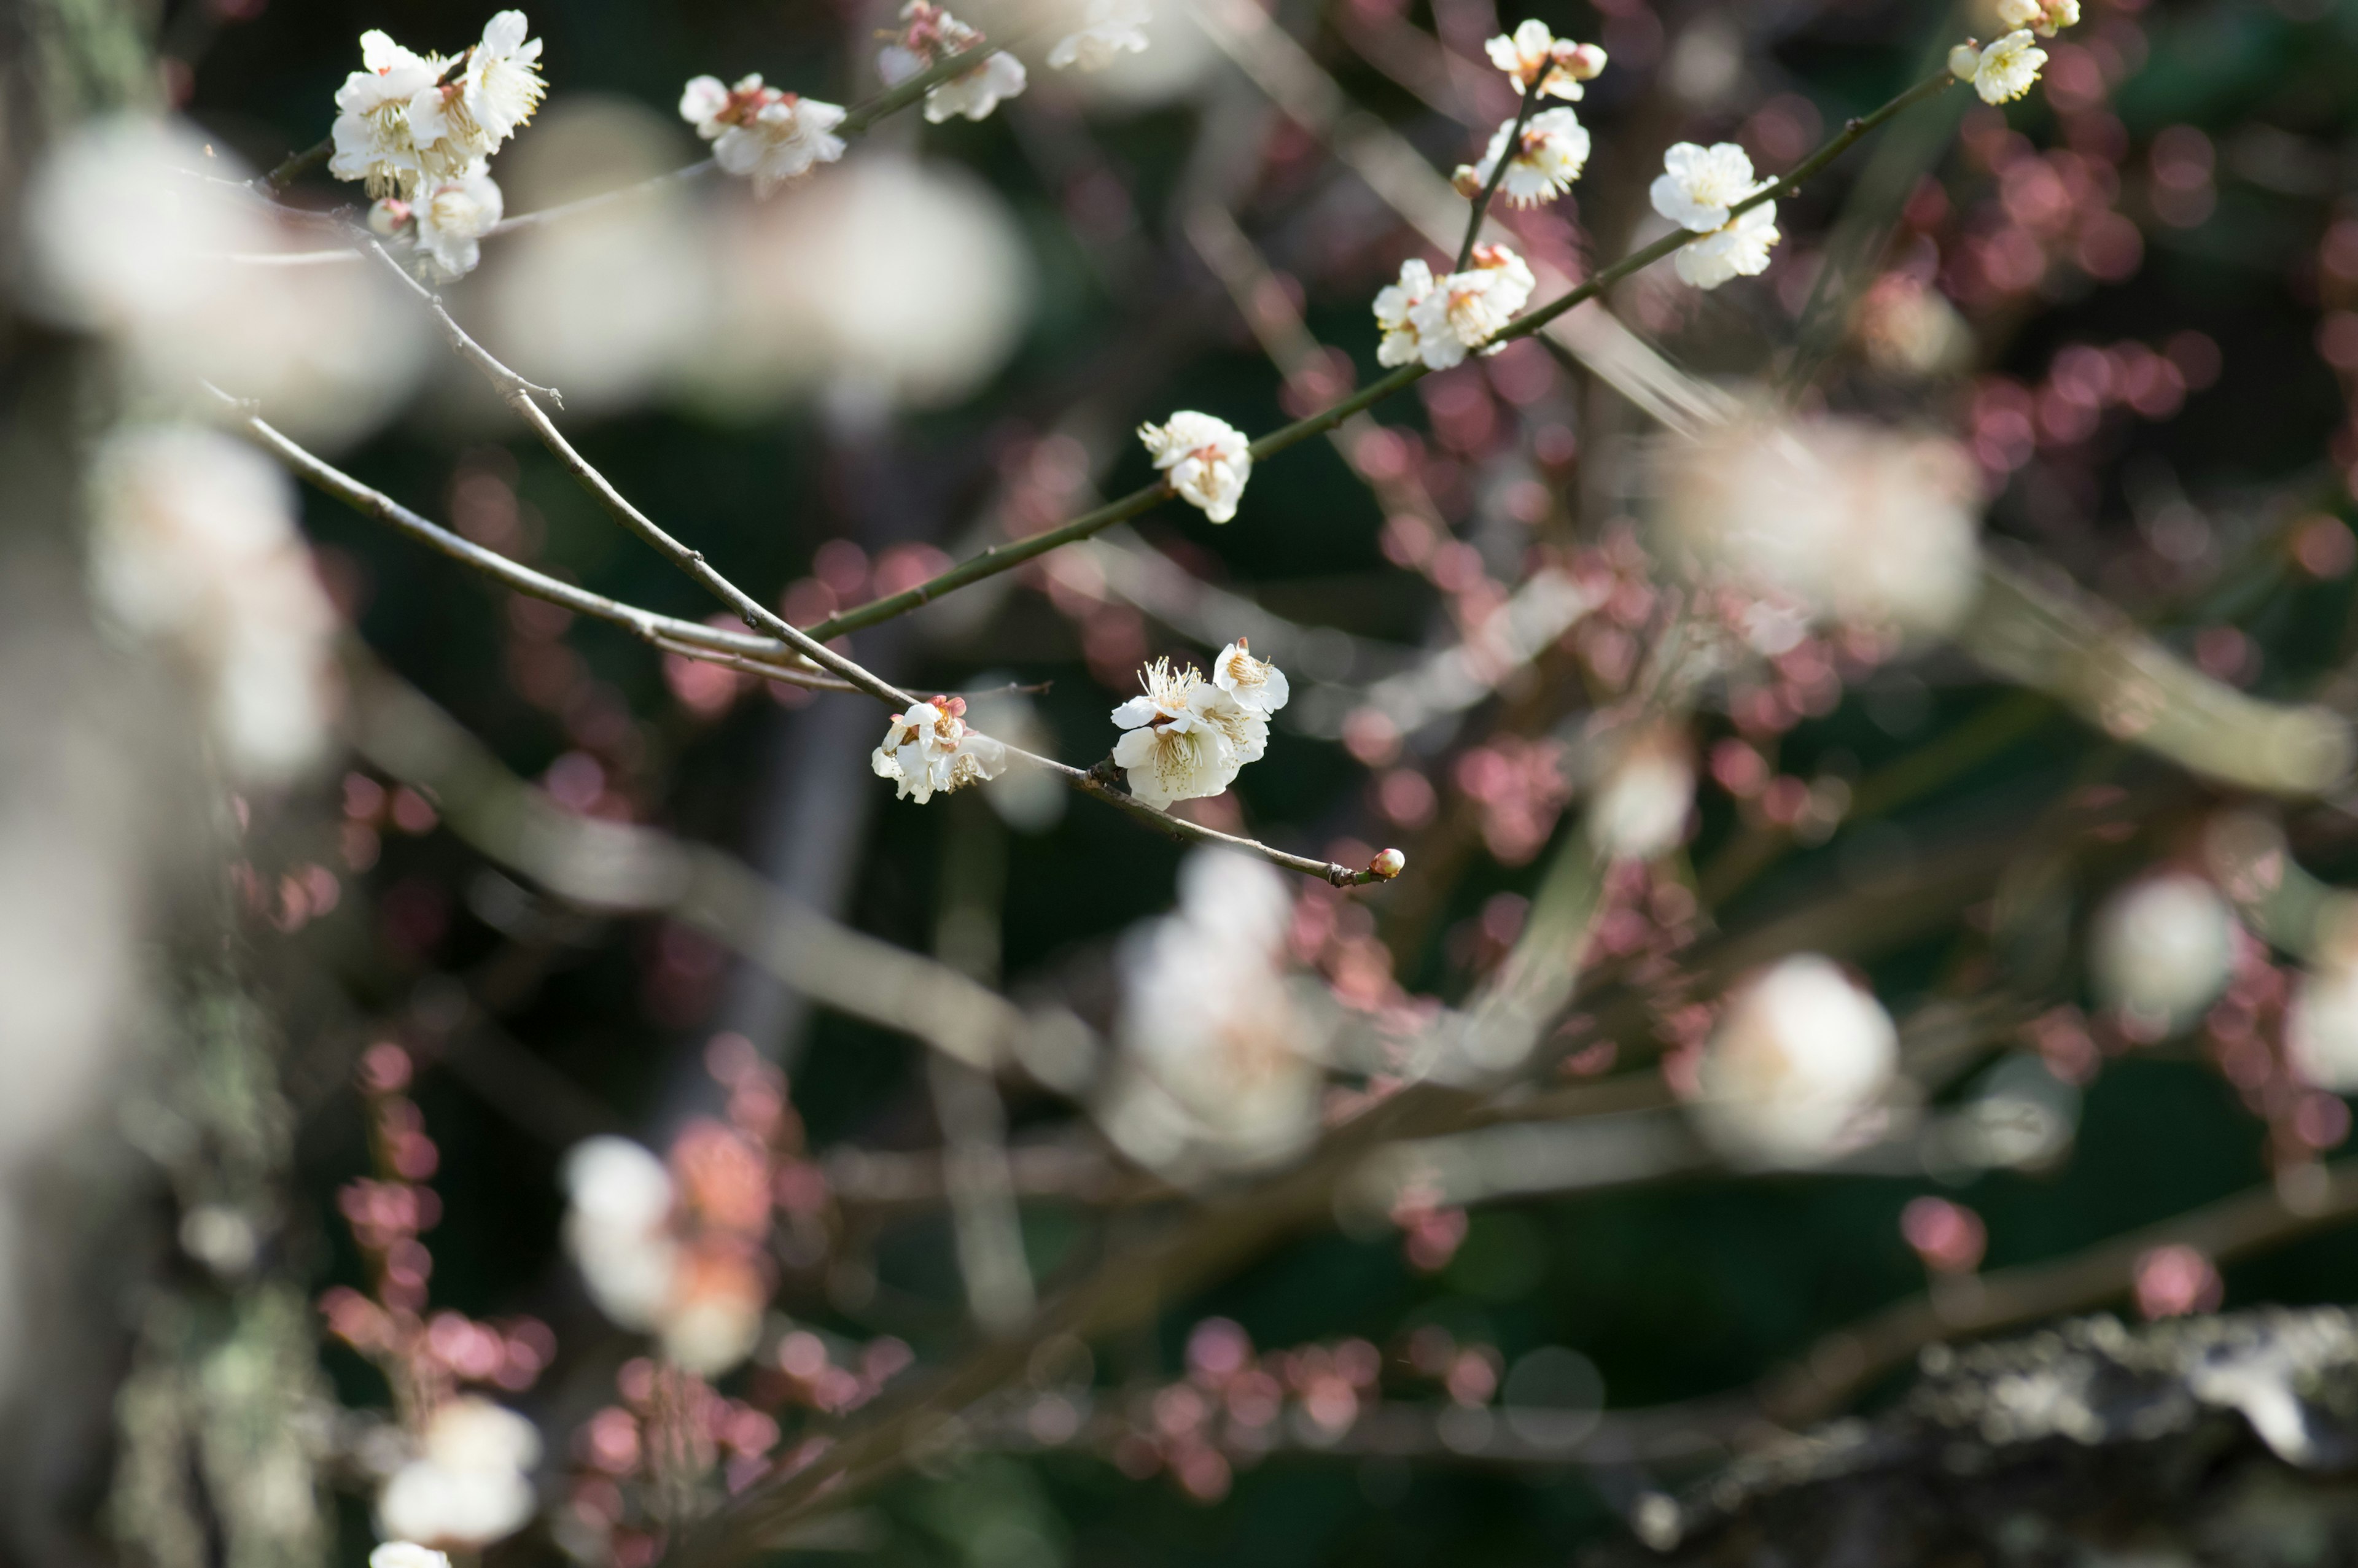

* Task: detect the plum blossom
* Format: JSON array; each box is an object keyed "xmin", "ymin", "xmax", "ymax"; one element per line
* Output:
[
  {"xmin": 1049, "ymin": 0, "xmax": 1153, "ymax": 71},
  {"xmin": 1111, "ymin": 658, "xmax": 1247, "ymax": 808},
  {"xmin": 1483, "ymin": 19, "xmax": 1607, "ymax": 101},
  {"xmin": 1692, "ymin": 955, "xmax": 1899, "ymax": 1168},
  {"xmin": 877, "ymin": 2, "xmax": 1026, "ymax": 123},
  {"xmin": 1951, "ymin": 29, "xmax": 2046, "ymax": 105},
  {"xmin": 1998, "ymin": 0, "xmax": 2079, "ymax": 38},
  {"xmin": 1453, "ymin": 107, "xmax": 1590, "ymax": 208},
  {"xmin": 370, "ymin": 1548, "xmax": 450, "ymax": 1568},
  {"xmin": 679, "ymin": 74, "xmax": 847, "ymax": 195},
  {"xmin": 1673, "ymin": 201, "xmax": 1780, "ymax": 289},
  {"xmin": 559, "ymin": 1135, "xmax": 767, "ymax": 1376},
  {"xmin": 2289, "ymin": 960, "xmax": 2358, "ymax": 1092},
  {"xmin": 411, "ymin": 170, "xmax": 504, "ymax": 280},
  {"xmin": 376, "ymin": 1397, "xmax": 541, "ymax": 1549},
  {"xmin": 330, "ymin": 31, "xmax": 446, "ymax": 198},
  {"xmin": 329, "ymin": 15, "xmax": 544, "ymax": 201},
  {"xmin": 1372, "ymin": 246, "xmax": 1536, "ymax": 371},
  {"xmin": 1212, "ymin": 638, "xmax": 1290, "ymax": 718},
  {"xmin": 1649, "ymin": 141, "xmax": 1758, "ymax": 232},
  {"xmin": 562, "ymin": 1136, "xmax": 679, "ymax": 1332},
  {"xmin": 2090, "ymin": 874, "xmax": 2235, "ymax": 1032},
  {"xmin": 1138, "ymin": 410, "xmax": 1251, "ymax": 522},
  {"xmin": 871, "ymin": 696, "xmax": 1009, "ymax": 804},
  {"xmin": 1589, "ymin": 728, "xmax": 1694, "ymax": 861}
]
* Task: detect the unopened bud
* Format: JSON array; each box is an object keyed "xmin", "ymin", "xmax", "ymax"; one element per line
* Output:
[
  {"xmin": 1557, "ymin": 42, "xmax": 1607, "ymax": 80},
  {"xmin": 1450, "ymin": 165, "xmax": 1484, "ymax": 198},
  {"xmin": 368, "ymin": 198, "xmax": 413, "ymax": 236},
  {"xmin": 1369, "ymin": 847, "xmax": 1407, "ymax": 880},
  {"xmin": 1947, "ymin": 42, "xmax": 1982, "ymax": 82}
]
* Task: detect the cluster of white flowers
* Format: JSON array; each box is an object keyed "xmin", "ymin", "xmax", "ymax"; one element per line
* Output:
[
  {"xmin": 1110, "ymin": 640, "xmax": 1289, "ymax": 809},
  {"xmin": 1137, "ymin": 409, "xmax": 1253, "ymax": 522},
  {"xmin": 330, "ymin": 14, "xmax": 545, "ymax": 278},
  {"xmin": 680, "ymin": 74, "xmax": 848, "ymax": 196},
  {"xmin": 878, "ymin": 1, "xmax": 1028, "ymax": 124},
  {"xmin": 2090, "ymin": 873, "xmax": 2236, "ymax": 1033},
  {"xmin": 561, "ymin": 1136, "xmax": 763, "ymax": 1375},
  {"xmin": 1453, "ymin": 21, "xmax": 1602, "ymax": 208},
  {"xmin": 1100, "ymin": 848, "xmax": 1328, "ymax": 1175},
  {"xmin": 1692, "ymin": 955, "xmax": 1899, "ymax": 1168},
  {"xmin": 376, "ymin": 1396, "xmax": 541, "ymax": 1550},
  {"xmin": 88, "ymin": 427, "xmax": 339, "ymax": 783},
  {"xmin": 1372, "ymin": 244, "xmax": 1538, "ymax": 372},
  {"xmin": 1484, "ymin": 18, "xmax": 1607, "ymax": 101},
  {"xmin": 1651, "ymin": 141, "xmax": 1781, "ymax": 290},
  {"xmin": 871, "ymin": 694, "xmax": 1010, "ymax": 802},
  {"xmin": 1049, "ymin": 0, "xmax": 1155, "ymax": 71}
]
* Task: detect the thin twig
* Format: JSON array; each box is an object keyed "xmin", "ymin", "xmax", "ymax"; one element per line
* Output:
[
  {"xmin": 1453, "ymin": 78, "xmax": 1543, "ymax": 271},
  {"xmin": 259, "ymin": 134, "xmax": 331, "ymax": 193}
]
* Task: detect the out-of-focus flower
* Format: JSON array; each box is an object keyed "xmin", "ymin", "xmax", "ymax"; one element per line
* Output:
[
  {"xmin": 1692, "ymin": 955, "xmax": 1899, "ymax": 1167},
  {"xmin": 1997, "ymin": 0, "xmax": 2079, "ymax": 38},
  {"xmin": 412, "ymin": 171, "xmax": 504, "ymax": 279},
  {"xmin": 1111, "ymin": 658, "xmax": 1242, "ymax": 808},
  {"xmin": 1453, "ymin": 108, "xmax": 1590, "ymax": 208},
  {"xmin": 2089, "ymin": 873, "xmax": 2235, "ymax": 1031},
  {"xmin": 1649, "ymin": 141, "xmax": 1757, "ymax": 233},
  {"xmin": 2289, "ymin": 960, "xmax": 2358, "ymax": 1092},
  {"xmin": 1049, "ymin": 0, "xmax": 1153, "ymax": 71},
  {"xmin": 1589, "ymin": 727, "xmax": 1694, "ymax": 861},
  {"xmin": 561, "ymin": 1135, "xmax": 768, "ymax": 1375},
  {"xmin": 965, "ymin": 681, "xmax": 1068, "ymax": 833},
  {"xmin": 376, "ymin": 1397, "xmax": 542, "ymax": 1549},
  {"xmin": 88, "ymin": 425, "xmax": 337, "ymax": 783},
  {"xmin": 877, "ymin": 2, "xmax": 1027, "ymax": 123},
  {"xmin": 678, "ymin": 74, "xmax": 846, "ymax": 195},
  {"xmin": 1483, "ymin": 19, "xmax": 1606, "ymax": 100},
  {"xmin": 23, "ymin": 117, "xmax": 426, "ymax": 446},
  {"xmin": 371, "ymin": 1546, "xmax": 451, "ymax": 1568},
  {"xmin": 1856, "ymin": 274, "xmax": 1973, "ymax": 378},
  {"xmin": 1212, "ymin": 639, "xmax": 1290, "ymax": 717},
  {"xmin": 1673, "ymin": 202, "xmax": 1780, "ymax": 289},
  {"xmin": 330, "ymin": 31, "xmax": 448, "ymax": 198},
  {"xmin": 871, "ymin": 696, "xmax": 1008, "ymax": 804},
  {"xmin": 1101, "ymin": 849, "xmax": 1328, "ymax": 1174},
  {"xmin": 1138, "ymin": 411, "xmax": 1252, "ymax": 522},
  {"xmin": 1374, "ymin": 247, "xmax": 1536, "ymax": 371},
  {"xmin": 1954, "ymin": 29, "xmax": 2046, "ymax": 105},
  {"xmin": 562, "ymin": 1136, "xmax": 680, "ymax": 1331},
  {"xmin": 1656, "ymin": 411, "xmax": 1982, "ymax": 637}
]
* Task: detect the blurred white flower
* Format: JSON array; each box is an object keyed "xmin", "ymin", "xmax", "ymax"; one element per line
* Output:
[
  {"xmin": 1649, "ymin": 141, "xmax": 1757, "ymax": 233},
  {"xmin": 2289, "ymin": 961, "xmax": 2358, "ymax": 1093},
  {"xmin": 1997, "ymin": 0, "xmax": 2078, "ymax": 38},
  {"xmin": 1049, "ymin": 0, "xmax": 1153, "ymax": 71},
  {"xmin": 1111, "ymin": 657, "xmax": 1241, "ymax": 808},
  {"xmin": 23, "ymin": 117, "xmax": 426, "ymax": 447},
  {"xmin": 370, "ymin": 1546, "xmax": 451, "ymax": 1568},
  {"xmin": 965, "ymin": 680, "xmax": 1067, "ymax": 832},
  {"xmin": 1656, "ymin": 411, "xmax": 1982, "ymax": 637},
  {"xmin": 872, "ymin": 696, "xmax": 1008, "ymax": 804},
  {"xmin": 1693, "ymin": 955, "xmax": 1899, "ymax": 1168},
  {"xmin": 1482, "ymin": 19, "xmax": 1606, "ymax": 100},
  {"xmin": 660, "ymin": 1267, "xmax": 765, "ymax": 1378},
  {"xmin": 1958, "ymin": 29, "xmax": 2045, "ymax": 105},
  {"xmin": 924, "ymin": 50, "xmax": 1029, "ymax": 122},
  {"xmin": 1212, "ymin": 638, "xmax": 1290, "ymax": 717},
  {"xmin": 1455, "ymin": 107, "xmax": 1590, "ymax": 208},
  {"xmin": 330, "ymin": 31, "xmax": 447, "ymax": 198},
  {"xmin": 679, "ymin": 74, "xmax": 846, "ymax": 196},
  {"xmin": 1673, "ymin": 201, "xmax": 1780, "ymax": 290},
  {"xmin": 1589, "ymin": 728, "xmax": 1694, "ymax": 861},
  {"xmin": 1376, "ymin": 247, "xmax": 1535, "ymax": 371},
  {"xmin": 413, "ymin": 170, "xmax": 504, "ymax": 280},
  {"xmin": 1102, "ymin": 848, "xmax": 1326, "ymax": 1174},
  {"xmin": 878, "ymin": 1, "xmax": 1027, "ymax": 122},
  {"xmin": 2090, "ymin": 873, "xmax": 2235, "ymax": 1031},
  {"xmin": 561, "ymin": 1136, "xmax": 679, "ymax": 1331},
  {"xmin": 87, "ymin": 425, "xmax": 337, "ymax": 783},
  {"xmin": 376, "ymin": 1397, "xmax": 541, "ymax": 1550},
  {"xmin": 1138, "ymin": 410, "xmax": 1252, "ymax": 522}
]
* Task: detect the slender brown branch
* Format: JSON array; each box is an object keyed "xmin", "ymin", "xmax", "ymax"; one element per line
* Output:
[
  {"xmin": 1454, "ymin": 78, "xmax": 1543, "ymax": 271},
  {"xmin": 259, "ymin": 135, "xmax": 330, "ymax": 194}
]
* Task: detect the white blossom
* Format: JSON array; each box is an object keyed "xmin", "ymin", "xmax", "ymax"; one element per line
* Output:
[
  {"xmin": 561, "ymin": 1136, "xmax": 679, "ymax": 1332},
  {"xmin": 88, "ymin": 426, "xmax": 338, "ymax": 783},
  {"xmin": 1482, "ymin": 19, "xmax": 1606, "ymax": 101},
  {"xmin": 1998, "ymin": 0, "xmax": 2079, "ymax": 37},
  {"xmin": 877, "ymin": 1, "xmax": 1025, "ymax": 123},
  {"xmin": 370, "ymin": 1547, "xmax": 451, "ymax": 1568},
  {"xmin": 679, "ymin": 74, "xmax": 847, "ymax": 196},
  {"xmin": 1589, "ymin": 729, "xmax": 1694, "ymax": 861},
  {"xmin": 2290, "ymin": 960, "xmax": 2358, "ymax": 1093},
  {"xmin": 1110, "ymin": 658, "xmax": 1242, "ymax": 808},
  {"xmin": 1212, "ymin": 638, "xmax": 1290, "ymax": 718},
  {"xmin": 376, "ymin": 1397, "xmax": 541, "ymax": 1550},
  {"xmin": 871, "ymin": 696, "xmax": 1009, "ymax": 804},
  {"xmin": 1649, "ymin": 141, "xmax": 1757, "ymax": 233},
  {"xmin": 412, "ymin": 169, "xmax": 504, "ymax": 280},
  {"xmin": 1137, "ymin": 410, "xmax": 1252, "ymax": 522},
  {"xmin": 457, "ymin": 11, "xmax": 547, "ymax": 144},
  {"xmin": 1049, "ymin": 0, "xmax": 1154, "ymax": 71},
  {"xmin": 330, "ymin": 31, "xmax": 448, "ymax": 198},
  {"xmin": 1672, "ymin": 201, "xmax": 1780, "ymax": 289},
  {"xmin": 1455, "ymin": 107, "xmax": 1590, "ymax": 208},
  {"xmin": 1692, "ymin": 955, "xmax": 1899, "ymax": 1168},
  {"xmin": 1376, "ymin": 246, "xmax": 1535, "ymax": 371},
  {"xmin": 1656, "ymin": 411, "xmax": 1982, "ymax": 637},
  {"xmin": 1373, "ymin": 259, "xmax": 1439, "ymax": 369},
  {"xmin": 2090, "ymin": 874, "xmax": 2235, "ymax": 1031},
  {"xmin": 1956, "ymin": 29, "xmax": 2046, "ymax": 105}
]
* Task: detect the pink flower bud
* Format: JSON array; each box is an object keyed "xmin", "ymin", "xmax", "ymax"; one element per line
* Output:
[{"xmin": 1369, "ymin": 847, "xmax": 1407, "ymax": 879}]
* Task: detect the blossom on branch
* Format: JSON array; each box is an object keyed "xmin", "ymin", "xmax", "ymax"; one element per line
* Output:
[
  {"xmin": 1138, "ymin": 410, "xmax": 1251, "ymax": 522},
  {"xmin": 679, "ymin": 74, "xmax": 847, "ymax": 195},
  {"xmin": 1111, "ymin": 658, "xmax": 1244, "ymax": 808},
  {"xmin": 411, "ymin": 170, "xmax": 504, "ymax": 280},
  {"xmin": 1649, "ymin": 141, "xmax": 1759, "ymax": 233},
  {"xmin": 329, "ymin": 14, "xmax": 543, "ymax": 201},
  {"xmin": 1482, "ymin": 19, "xmax": 1606, "ymax": 101},
  {"xmin": 1692, "ymin": 954, "xmax": 1899, "ymax": 1168},
  {"xmin": 877, "ymin": 1, "xmax": 1027, "ymax": 123},
  {"xmin": 1998, "ymin": 0, "xmax": 2080, "ymax": 37},
  {"xmin": 370, "ymin": 1548, "xmax": 449, "ymax": 1568},
  {"xmin": 1673, "ymin": 201, "xmax": 1780, "ymax": 289},
  {"xmin": 1050, "ymin": 0, "xmax": 1153, "ymax": 71},
  {"xmin": 1453, "ymin": 107, "xmax": 1590, "ymax": 208},
  {"xmin": 871, "ymin": 696, "xmax": 1009, "ymax": 804},
  {"xmin": 376, "ymin": 1396, "xmax": 542, "ymax": 1549},
  {"xmin": 1372, "ymin": 245, "xmax": 1537, "ymax": 370},
  {"xmin": 1213, "ymin": 638, "xmax": 1291, "ymax": 718},
  {"xmin": 2090, "ymin": 874, "xmax": 2235, "ymax": 1033},
  {"xmin": 1951, "ymin": 29, "xmax": 2047, "ymax": 105},
  {"xmin": 330, "ymin": 32, "xmax": 445, "ymax": 198}
]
